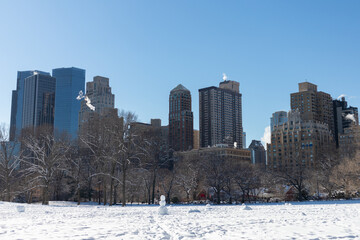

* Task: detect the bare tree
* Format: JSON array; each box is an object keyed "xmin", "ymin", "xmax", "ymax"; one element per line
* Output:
[
  {"xmin": 310, "ymin": 147, "xmax": 340, "ymax": 199},
  {"xmin": 139, "ymin": 127, "xmax": 169, "ymax": 204},
  {"xmin": 175, "ymin": 153, "xmax": 203, "ymax": 202},
  {"xmin": 115, "ymin": 112, "xmax": 143, "ymax": 207},
  {"xmin": 331, "ymin": 153, "xmax": 360, "ymax": 198},
  {"xmin": 0, "ymin": 124, "xmax": 21, "ymax": 202},
  {"xmin": 233, "ymin": 162, "xmax": 261, "ymax": 203},
  {"xmin": 202, "ymin": 153, "xmax": 229, "ymax": 204},
  {"xmin": 269, "ymin": 157, "xmax": 309, "ymax": 201},
  {"xmin": 158, "ymin": 168, "xmax": 176, "ymax": 204},
  {"xmin": 20, "ymin": 126, "xmax": 70, "ymax": 205}
]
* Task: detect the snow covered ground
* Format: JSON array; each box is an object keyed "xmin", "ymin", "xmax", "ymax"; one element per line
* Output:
[{"xmin": 1, "ymin": 200, "xmax": 360, "ymax": 239}]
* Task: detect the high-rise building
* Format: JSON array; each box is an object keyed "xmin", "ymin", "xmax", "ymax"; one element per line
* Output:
[
  {"xmin": 267, "ymin": 110, "xmax": 334, "ymax": 171},
  {"xmin": 339, "ymin": 125, "xmax": 360, "ymax": 158},
  {"xmin": 9, "ymin": 70, "xmax": 50, "ymax": 140},
  {"xmin": 78, "ymin": 76, "xmax": 116, "ymax": 128},
  {"xmin": 53, "ymin": 67, "xmax": 85, "ymax": 138},
  {"xmin": 177, "ymin": 147, "xmax": 251, "ymax": 165},
  {"xmin": 249, "ymin": 140, "xmax": 266, "ymax": 169},
  {"xmin": 242, "ymin": 132, "xmax": 247, "ymax": 149},
  {"xmin": 199, "ymin": 79, "xmax": 243, "ymax": 148},
  {"xmin": 290, "ymin": 82, "xmax": 334, "ymax": 135},
  {"xmin": 271, "ymin": 111, "xmax": 288, "ymax": 132},
  {"xmin": 169, "ymin": 84, "xmax": 193, "ymax": 151},
  {"xmin": 193, "ymin": 130, "xmax": 200, "ymax": 150},
  {"xmin": 22, "ymin": 73, "xmax": 56, "ymax": 128},
  {"xmin": 333, "ymin": 97, "xmax": 359, "ymax": 147}
]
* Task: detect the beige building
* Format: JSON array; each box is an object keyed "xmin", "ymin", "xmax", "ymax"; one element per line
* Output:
[
  {"xmin": 339, "ymin": 125, "xmax": 360, "ymax": 158},
  {"xmin": 267, "ymin": 110, "xmax": 334, "ymax": 171},
  {"xmin": 193, "ymin": 130, "xmax": 200, "ymax": 149},
  {"xmin": 79, "ymin": 76, "xmax": 117, "ymax": 128},
  {"xmin": 178, "ymin": 146, "xmax": 251, "ymax": 164}
]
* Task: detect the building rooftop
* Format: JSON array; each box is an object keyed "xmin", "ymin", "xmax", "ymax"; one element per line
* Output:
[{"xmin": 171, "ymin": 84, "xmax": 190, "ymax": 93}]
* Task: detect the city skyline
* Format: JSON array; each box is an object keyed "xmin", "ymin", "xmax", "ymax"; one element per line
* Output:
[{"xmin": 1, "ymin": 1, "xmax": 360, "ymax": 146}]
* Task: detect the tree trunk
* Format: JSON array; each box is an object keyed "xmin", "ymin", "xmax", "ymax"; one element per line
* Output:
[
  {"xmin": 6, "ymin": 177, "xmax": 10, "ymax": 202},
  {"xmin": 98, "ymin": 181, "xmax": 101, "ymax": 205},
  {"xmin": 241, "ymin": 189, "xmax": 245, "ymax": 204},
  {"xmin": 42, "ymin": 184, "xmax": 49, "ymax": 205},
  {"xmin": 27, "ymin": 190, "xmax": 33, "ymax": 204},
  {"xmin": 109, "ymin": 178, "xmax": 114, "ymax": 206},
  {"xmin": 113, "ymin": 185, "xmax": 117, "ymax": 205},
  {"xmin": 151, "ymin": 173, "xmax": 156, "ymax": 204},
  {"xmin": 216, "ymin": 188, "xmax": 221, "ymax": 204},
  {"xmin": 122, "ymin": 164, "xmax": 126, "ymax": 207},
  {"xmin": 88, "ymin": 173, "xmax": 92, "ymax": 202},
  {"xmin": 109, "ymin": 162, "xmax": 116, "ymax": 206},
  {"xmin": 77, "ymin": 182, "xmax": 81, "ymax": 205},
  {"xmin": 103, "ymin": 180, "xmax": 107, "ymax": 206}
]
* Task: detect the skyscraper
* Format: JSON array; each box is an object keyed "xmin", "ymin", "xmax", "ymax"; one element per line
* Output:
[
  {"xmin": 333, "ymin": 97, "xmax": 359, "ymax": 147},
  {"xmin": 199, "ymin": 79, "xmax": 243, "ymax": 148},
  {"xmin": 10, "ymin": 70, "xmax": 50, "ymax": 140},
  {"xmin": 249, "ymin": 140, "xmax": 266, "ymax": 169},
  {"xmin": 267, "ymin": 110, "xmax": 334, "ymax": 171},
  {"xmin": 53, "ymin": 67, "xmax": 85, "ymax": 138},
  {"xmin": 290, "ymin": 82, "xmax": 334, "ymax": 134},
  {"xmin": 78, "ymin": 76, "xmax": 116, "ymax": 128},
  {"xmin": 267, "ymin": 81, "xmax": 336, "ymax": 171},
  {"xmin": 169, "ymin": 84, "xmax": 193, "ymax": 151},
  {"xmin": 271, "ymin": 111, "xmax": 288, "ymax": 132},
  {"xmin": 193, "ymin": 130, "xmax": 200, "ymax": 150},
  {"xmin": 22, "ymin": 73, "xmax": 56, "ymax": 128}
]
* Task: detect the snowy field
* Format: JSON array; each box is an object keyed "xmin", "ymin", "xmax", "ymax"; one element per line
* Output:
[{"xmin": 1, "ymin": 200, "xmax": 360, "ymax": 239}]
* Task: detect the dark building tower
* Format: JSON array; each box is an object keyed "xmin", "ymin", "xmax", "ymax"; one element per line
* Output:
[
  {"xmin": 53, "ymin": 67, "xmax": 85, "ymax": 139},
  {"xmin": 9, "ymin": 90, "xmax": 18, "ymax": 140},
  {"xmin": 22, "ymin": 73, "xmax": 56, "ymax": 129},
  {"xmin": 290, "ymin": 82, "xmax": 334, "ymax": 135},
  {"xmin": 248, "ymin": 140, "xmax": 266, "ymax": 169},
  {"xmin": 333, "ymin": 97, "xmax": 359, "ymax": 147},
  {"xmin": 9, "ymin": 70, "xmax": 50, "ymax": 140},
  {"xmin": 199, "ymin": 79, "xmax": 243, "ymax": 148},
  {"xmin": 169, "ymin": 84, "xmax": 193, "ymax": 151}
]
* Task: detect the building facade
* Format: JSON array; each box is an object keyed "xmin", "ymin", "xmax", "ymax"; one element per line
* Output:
[
  {"xmin": 339, "ymin": 125, "xmax": 360, "ymax": 158},
  {"xmin": 290, "ymin": 82, "xmax": 334, "ymax": 135},
  {"xmin": 178, "ymin": 146, "xmax": 251, "ymax": 164},
  {"xmin": 53, "ymin": 67, "xmax": 85, "ymax": 138},
  {"xmin": 199, "ymin": 80, "xmax": 243, "ymax": 148},
  {"xmin": 267, "ymin": 110, "xmax": 334, "ymax": 171},
  {"xmin": 10, "ymin": 70, "xmax": 50, "ymax": 140},
  {"xmin": 78, "ymin": 76, "xmax": 116, "ymax": 128},
  {"xmin": 333, "ymin": 97, "xmax": 359, "ymax": 147},
  {"xmin": 22, "ymin": 73, "xmax": 56, "ymax": 128},
  {"xmin": 271, "ymin": 111, "xmax": 288, "ymax": 132},
  {"xmin": 242, "ymin": 132, "xmax": 247, "ymax": 149},
  {"xmin": 249, "ymin": 140, "xmax": 266, "ymax": 169},
  {"xmin": 169, "ymin": 84, "xmax": 193, "ymax": 151},
  {"xmin": 193, "ymin": 130, "xmax": 200, "ymax": 150}
]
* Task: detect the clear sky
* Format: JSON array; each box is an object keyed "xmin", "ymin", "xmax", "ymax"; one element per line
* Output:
[{"xmin": 1, "ymin": 0, "xmax": 359, "ymax": 146}]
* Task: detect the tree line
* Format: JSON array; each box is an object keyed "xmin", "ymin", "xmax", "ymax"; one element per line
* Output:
[{"xmin": 0, "ymin": 114, "xmax": 359, "ymax": 205}]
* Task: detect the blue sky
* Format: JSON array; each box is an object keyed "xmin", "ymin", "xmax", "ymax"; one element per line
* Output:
[{"xmin": 1, "ymin": 0, "xmax": 359, "ymax": 146}]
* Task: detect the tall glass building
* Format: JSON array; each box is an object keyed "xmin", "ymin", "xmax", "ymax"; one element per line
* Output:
[
  {"xmin": 10, "ymin": 70, "xmax": 50, "ymax": 140},
  {"xmin": 22, "ymin": 73, "xmax": 56, "ymax": 128},
  {"xmin": 53, "ymin": 67, "xmax": 85, "ymax": 139},
  {"xmin": 270, "ymin": 111, "xmax": 288, "ymax": 132}
]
